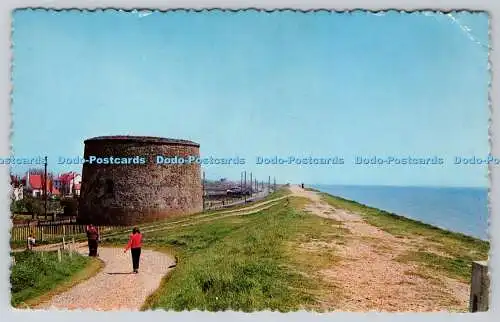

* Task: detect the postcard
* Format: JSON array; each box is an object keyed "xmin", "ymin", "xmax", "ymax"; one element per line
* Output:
[{"xmin": 8, "ymin": 9, "xmax": 490, "ymax": 312}]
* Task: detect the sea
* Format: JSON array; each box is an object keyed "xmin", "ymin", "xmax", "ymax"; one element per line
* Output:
[{"xmin": 312, "ymin": 184, "xmax": 489, "ymax": 241}]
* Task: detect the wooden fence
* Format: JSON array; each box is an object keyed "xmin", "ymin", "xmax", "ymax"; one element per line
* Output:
[
  {"xmin": 204, "ymin": 197, "xmax": 246, "ymax": 210},
  {"xmin": 10, "ymin": 223, "xmax": 123, "ymax": 242}
]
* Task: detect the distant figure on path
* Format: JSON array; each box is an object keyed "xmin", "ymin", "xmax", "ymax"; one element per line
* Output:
[
  {"xmin": 27, "ymin": 233, "xmax": 36, "ymax": 250},
  {"xmin": 124, "ymin": 227, "xmax": 142, "ymax": 273},
  {"xmin": 86, "ymin": 224, "xmax": 100, "ymax": 257}
]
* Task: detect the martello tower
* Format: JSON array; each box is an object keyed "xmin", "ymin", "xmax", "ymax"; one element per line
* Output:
[{"xmin": 78, "ymin": 136, "xmax": 203, "ymax": 225}]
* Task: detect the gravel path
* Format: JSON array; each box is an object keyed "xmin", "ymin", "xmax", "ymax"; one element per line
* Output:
[{"xmin": 35, "ymin": 246, "xmax": 176, "ymax": 311}]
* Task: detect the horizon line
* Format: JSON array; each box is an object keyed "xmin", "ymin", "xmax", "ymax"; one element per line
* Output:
[{"xmin": 310, "ymin": 183, "xmax": 488, "ymax": 189}]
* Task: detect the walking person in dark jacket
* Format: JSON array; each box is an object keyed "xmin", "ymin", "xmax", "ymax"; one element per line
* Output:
[
  {"xmin": 86, "ymin": 224, "xmax": 100, "ymax": 257},
  {"xmin": 124, "ymin": 227, "xmax": 142, "ymax": 273}
]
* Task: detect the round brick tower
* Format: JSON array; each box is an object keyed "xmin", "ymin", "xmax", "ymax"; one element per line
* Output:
[{"xmin": 78, "ymin": 136, "xmax": 203, "ymax": 225}]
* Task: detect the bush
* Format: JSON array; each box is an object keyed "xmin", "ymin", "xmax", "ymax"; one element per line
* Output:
[
  {"xmin": 10, "ymin": 197, "xmax": 44, "ymax": 216},
  {"xmin": 10, "ymin": 200, "xmax": 26, "ymax": 214},
  {"xmin": 24, "ymin": 198, "xmax": 45, "ymax": 216}
]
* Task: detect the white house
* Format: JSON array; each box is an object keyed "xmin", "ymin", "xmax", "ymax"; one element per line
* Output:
[
  {"xmin": 55, "ymin": 172, "xmax": 82, "ymax": 196},
  {"xmin": 12, "ymin": 185, "xmax": 23, "ymax": 201},
  {"xmin": 70, "ymin": 173, "xmax": 82, "ymax": 196},
  {"xmin": 24, "ymin": 172, "xmax": 44, "ymax": 197}
]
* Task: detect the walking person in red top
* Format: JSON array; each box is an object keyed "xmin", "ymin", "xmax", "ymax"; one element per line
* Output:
[{"xmin": 124, "ymin": 227, "xmax": 142, "ymax": 273}]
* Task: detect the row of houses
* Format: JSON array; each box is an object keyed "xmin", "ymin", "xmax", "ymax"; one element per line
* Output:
[{"xmin": 11, "ymin": 171, "xmax": 82, "ymax": 201}]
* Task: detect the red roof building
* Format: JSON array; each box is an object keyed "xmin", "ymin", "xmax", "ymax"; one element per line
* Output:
[
  {"xmin": 55, "ymin": 171, "xmax": 82, "ymax": 196},
  {"xmin": 22, "ymin": 171, "xmax": 78, "ymax": 198},
  {"xmin": 29, "ymin": 174, "xmax": 42, "ymax": 190},
  {"xmin": 24, "ymin": 172, "xmax": 59, "ymax": 197}
]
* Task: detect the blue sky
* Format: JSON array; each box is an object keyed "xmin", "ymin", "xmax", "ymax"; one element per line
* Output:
[{"xmin": 10, "ymin": 10, "xmax": 489, "ymax": 187}]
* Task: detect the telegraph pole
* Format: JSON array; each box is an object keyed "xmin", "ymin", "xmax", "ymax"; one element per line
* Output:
[
  {"xmin": 268, "ymin": 176, "xmax": 271, "ymax": 192},
  {"xmin": 44, "ymin": 156, "xmax": 48, "ymax": 219},
  {"xmin": 244, "ymin": 171, "xmax": 247, "ymax": 202},
  {"xmin": 250, "ymin": 172, "xmax": 253, "ymax": 197}
]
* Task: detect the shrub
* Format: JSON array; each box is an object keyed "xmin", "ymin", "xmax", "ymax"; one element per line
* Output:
[
  {"xmin": 11, "ymin": 197, "xmax": 44, "ymax": 216},
  {"xmin": 10, "ymin": 200, "xmax": 26, "ymax": 214}
]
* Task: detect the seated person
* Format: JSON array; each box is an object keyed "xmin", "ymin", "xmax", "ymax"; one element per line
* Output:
[{"xmin": 27, "ymin": 234, "xmax": 36, "ymax": 250}]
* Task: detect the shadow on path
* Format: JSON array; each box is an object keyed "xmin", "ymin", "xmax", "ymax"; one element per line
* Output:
[{"xmin": 105, "ymin": 272, "xmax": 135, "ymax": 275}]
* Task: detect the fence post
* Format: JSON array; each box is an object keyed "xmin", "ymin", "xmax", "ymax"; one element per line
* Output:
[
  {"xmin": 57, "ymin": 248, "xmax": 62, "ymax": 262},
  {"xmin": 470, "ymin": 260, "xmax": 489, "ymax": 312},
  {"xmin": 62, "ymin": 237, "xmax": 66, "ymax": 250},
  {"xmin": 41, "ymin": 228, "xmax": 44, "ymax": 242}
]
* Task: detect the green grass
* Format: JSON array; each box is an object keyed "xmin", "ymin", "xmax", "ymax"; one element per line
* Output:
[
  {"xmin": 396, "ymin": 251, "xmax": 472, "ymax": 283},
  {"xmin": 265, "ymin": 187, "xmax": 292, "ymax": 199},
  {"xmin": 103, "ymin": 197, "xmax": 344, "ymax": 311},
  {"xmin": 10, "ymin": 250, "xmax": 97, "ymax": 307},
  {"xmin": 319, "ymin": 192, "xmax": 489, "ymax": 281}
]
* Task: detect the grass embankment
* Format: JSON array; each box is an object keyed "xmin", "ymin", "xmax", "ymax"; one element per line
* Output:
[
  {"xmin": 264, "ymin": 187, "xmax": 291, "ymax": 199},
  {"xmin": 9, "ymin": 189, "xmax": 292, "ymax": 250},
  {"xmin": 103, "ymin": 196, "xmax": 345, "ymax": 311},
  {"xmin": 98, "ymin": 187, "xmax": 293, "ymax": 242},
  {"xmin": 319, "ymin": 192, "xmax": 489, "ymax": 283},
  {"xmin": 10, "ymin": 250, "xmax": 103, "ymax": 308}
]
